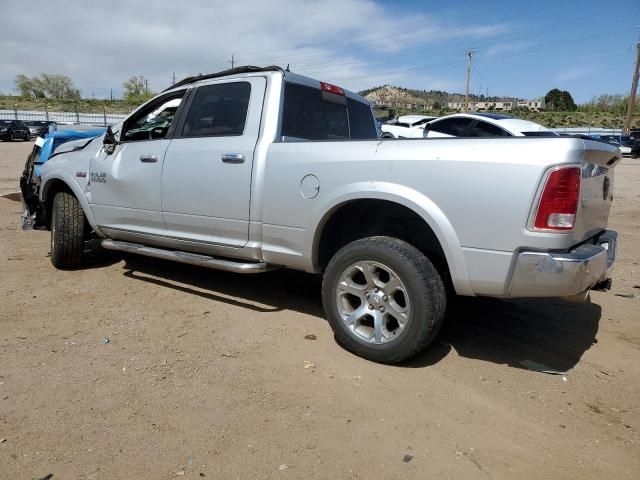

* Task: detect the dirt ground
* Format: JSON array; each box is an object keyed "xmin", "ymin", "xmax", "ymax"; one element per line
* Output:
[{"xmin": 0, "ymin": 140, "xmax": 639, "ymax": 480}]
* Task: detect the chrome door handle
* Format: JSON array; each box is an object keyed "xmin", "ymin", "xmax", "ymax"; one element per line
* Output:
[
  {"xmin": 140, "ymin": 155, "xmax": 158, "ymax": 163},
  {"xmin": 221, "ymin": 153, "xmax": 245, "ymax": 164}
]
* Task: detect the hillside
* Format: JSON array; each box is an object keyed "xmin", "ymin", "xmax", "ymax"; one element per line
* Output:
[
  {"xmin": 361, "ymin": 86, "xmax": 637, "ymax": 130},
  {"xmin": 359, "ymin": 85, "xmax": 513, "ymax": 109}
]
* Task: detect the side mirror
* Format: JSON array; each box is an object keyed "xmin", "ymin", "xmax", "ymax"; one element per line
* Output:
[{"xmin": 103, "ymin": 126, "xmax": 117, "ymax": 155}]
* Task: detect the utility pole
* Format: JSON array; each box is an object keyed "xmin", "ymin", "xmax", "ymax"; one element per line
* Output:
[
  {"xmin": 172, "ymin": 72, "xmax": 176, "ymax": 85},
  {"xmin": 109, "ymin": 88, "xmax": 113, "ymax": 101},
  {"xmin": 144, "ymin": 79, "xmax": 149, "ymax": 95},
  {"xmin": 465, "ymin": 50, "xmax": 476, "ymax": 112},
  {"xmin": 623, "ymin": 42, "xmax": 640, "ymax": 134},
  {"xmin": 228, "ymin": 54, "xmax": 236, "ymax": 69}
]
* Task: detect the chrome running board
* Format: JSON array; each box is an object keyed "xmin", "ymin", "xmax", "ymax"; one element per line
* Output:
[{"xmin": 101, "ymin": 239, "xmax": 273, "ymax": 274}]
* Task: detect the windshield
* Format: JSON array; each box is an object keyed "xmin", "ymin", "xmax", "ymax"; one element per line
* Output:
[{"xmin": 0, "ymin": 120, "xmax": 11, "ymax": 126}]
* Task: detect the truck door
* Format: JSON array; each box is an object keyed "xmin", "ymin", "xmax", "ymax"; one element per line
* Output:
[
  {"xmin": 161, "ymin": 77, "xmax": 266, "ymax": 247},
  {"xmin": 89, "ymin": 90, "xmax": 187, "ymax": 238}
]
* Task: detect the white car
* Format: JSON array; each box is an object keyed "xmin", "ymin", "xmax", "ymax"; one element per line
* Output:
[
  {"xmin": 381, "ymin": 115, "xmax": 437, "ymax": 138},
  {"xmin": 423, "ymin": 113, "xmax": 557, "ymax": 138}
]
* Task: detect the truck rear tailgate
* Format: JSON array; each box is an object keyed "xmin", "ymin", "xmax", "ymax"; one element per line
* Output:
[{"xmin": 573, "ymin": 139, "xmax": 621, "ymax": 243}]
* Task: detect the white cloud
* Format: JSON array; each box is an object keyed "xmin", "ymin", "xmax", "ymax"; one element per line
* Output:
[
  {"xmin": 484, "ymin": 41, "xmax": 534, "ymax": 58},
  {"xmin": 0, "ymin": 0, "xmax": 508, "ymax": 96},
  {"xmin": 555, "ymin": 65, "xmax": 597, "ymax": 83}
]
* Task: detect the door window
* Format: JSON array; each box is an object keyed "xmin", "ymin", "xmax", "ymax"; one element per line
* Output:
[
  {"xmin": 122, "ymin": 91, "xmax": 185, "ymax": 142},
  {"xmin": 469, "ymin": 120, "xmax": 512, "ymax": 137},
  {"xmin": 181, "ymin": 82, "xmax": 251, "ymax": 138},
  {"xmin": 428, "ymin": 117, "xmax": 474, "ymax": 136}
]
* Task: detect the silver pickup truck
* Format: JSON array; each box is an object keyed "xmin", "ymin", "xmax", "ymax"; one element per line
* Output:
[{"xmin": 20, "ymin": 66, "xmax": 620, "ymax": 363}]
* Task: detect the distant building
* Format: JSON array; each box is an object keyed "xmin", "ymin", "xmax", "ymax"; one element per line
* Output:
[
  {"xmin": 370, "ymin": 99, "xmax": 434, "ymax": 111},
  {"xmin": 447, "ymin": 100, "xmax": 543, "ymax": 112}
]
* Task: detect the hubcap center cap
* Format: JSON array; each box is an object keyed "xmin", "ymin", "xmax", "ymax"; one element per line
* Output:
[{"xmin": 369, "ymin": 291, "xmax": 385, "ymax": 308}]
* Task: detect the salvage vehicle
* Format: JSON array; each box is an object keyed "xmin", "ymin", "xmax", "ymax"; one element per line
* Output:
[
  {"xmin": 25, "ymin": 120, "xmax": 58, "ymax": 139},
  {"xmin": 0, "ymin": 119, "xmax": 31, "ymax": 141},
  {"xmin": 380, "ymin": 115, "xmax": 437, "ymax": 138},
  {"xmin": 423, "ymin": 113, "xmax": 557, "ymax": 138},
  {"xmin": 20, "ymin": 66, "xmax": 620, "ymax": 363}
]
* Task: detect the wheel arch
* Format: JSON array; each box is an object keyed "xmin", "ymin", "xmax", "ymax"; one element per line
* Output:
[
  {"xmin": 310, "ymin": 185, "xmax": 473, "ymax": 295},
  {"xmin": 40, "ymin": 174, "xmax": 102, "ymax": 235}
]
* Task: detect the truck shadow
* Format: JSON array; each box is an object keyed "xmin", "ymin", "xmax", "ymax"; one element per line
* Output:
[
  {"xmin": 406, "ymin": 296, "xmax": 601, "ymax": 373},
  {"xmin": 121, "ymin": 255, "xmax": 324, "ymax": 316},
  {"xmin": 121, "ymin": 255, "xmax": 601, "ymax": 373}
]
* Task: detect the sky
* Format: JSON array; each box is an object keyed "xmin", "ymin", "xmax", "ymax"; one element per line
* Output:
[{"xmin": 1, "ymin": 0, "xmax": 639, "ymax": 103}]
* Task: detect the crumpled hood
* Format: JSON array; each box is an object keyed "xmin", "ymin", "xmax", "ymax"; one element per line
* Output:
[{"xmin": 35, "ymin": 129, "xmax": 106, "ymax": 176}]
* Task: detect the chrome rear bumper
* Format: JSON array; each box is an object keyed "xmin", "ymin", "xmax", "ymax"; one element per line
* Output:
[{"xmin": 508, "ymin": 230, "xmax": 617, "ymax": 298}]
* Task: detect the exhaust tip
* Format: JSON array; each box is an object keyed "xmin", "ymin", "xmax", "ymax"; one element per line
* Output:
[{"xmin": 562, "ymin": 291, "xmax": 590, "ymax": 304}]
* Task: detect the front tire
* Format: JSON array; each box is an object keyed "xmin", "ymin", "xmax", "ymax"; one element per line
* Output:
[
  {"xmin": 322, "ymin": 236, "xmax": 447, "ymax": 363},
  {"xmin": 50, "ymin": 191, "xmax": 86, "ymax": 268}
]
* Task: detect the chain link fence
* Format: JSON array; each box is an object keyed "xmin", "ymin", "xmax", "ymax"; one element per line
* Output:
[{"xmin": 0, "ymin": 107, "xmax": 128, "ymax": 126}]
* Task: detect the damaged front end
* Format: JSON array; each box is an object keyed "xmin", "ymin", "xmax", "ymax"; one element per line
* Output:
[
  {"xmin": 20, "ymin": 137, "xmax": 47, "ymax": 230},
  {"xmin": 19, "ymin": 129, "xmax": 107, "ymax": 230}
]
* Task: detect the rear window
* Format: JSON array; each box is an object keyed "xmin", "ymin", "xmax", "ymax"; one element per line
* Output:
[
  {"xmin": 347, "ymin": 98, "xmax": 377, "ymax": 139},
  {"xmin": 281, "ymin": 82, "xmax": 376, "ymax": 141}
]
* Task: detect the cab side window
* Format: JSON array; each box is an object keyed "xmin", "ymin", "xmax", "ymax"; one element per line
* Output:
[
  {"xmin": 122, "ymin": 91, "xmax": 185, "ymax": 142},
  {"xmin": 181, "ymin": 82, "xmax": 251, "ymax": 138}
]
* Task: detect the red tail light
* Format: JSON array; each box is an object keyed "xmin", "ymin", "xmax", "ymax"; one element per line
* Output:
[
  {"xmin": 320, "ymin": 82, "xmax": 344, "ymax": 96},
  {"xmin": 533, "ymin": 166, "xmax": 581, "ymax": 231}
]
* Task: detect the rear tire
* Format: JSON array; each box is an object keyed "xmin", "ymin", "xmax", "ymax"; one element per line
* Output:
[
  {"xmin": 322, "ymin": 236, "xmax": 447, "ymax": 363},
  {"xmin": 50, "ymin": 191, "xmax": 86, "ymax": 268}
]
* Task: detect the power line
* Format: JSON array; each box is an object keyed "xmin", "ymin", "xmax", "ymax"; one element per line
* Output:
[
  {"xmin": 235, "ymin": 3, "xmax": 559, "ymax": 61},
  {"xmin": 325, "ymin": 29, "xmax": 628, "ymax": 86},
  {"xmin": 256, "ymin": 12, "xmax": 624, "ymax": 80}
]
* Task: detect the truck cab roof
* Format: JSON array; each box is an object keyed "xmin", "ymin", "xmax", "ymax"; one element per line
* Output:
[{"xmin": 166, "ymin": 65, "xmax": 369, "ymax": 104}]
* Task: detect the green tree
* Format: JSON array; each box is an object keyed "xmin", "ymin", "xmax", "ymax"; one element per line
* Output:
[
  {"xmin": 123, "ymin": 76, "xmax": 154, "ymax": 104},
  {"xmin": 561, "ymin": 90, "xmax": 576, "ymax": 111},
  {"xmin": 14, "ymin": 73, "xmax": 79, "ymax": 100},
  {"xmin": 544, "ymin": 88, "xmax": 563, "ymax": 111},
  {"xmin": 544, "ymin": 88, "xmax": 577, "ymax": 111},
  {"xmin": 15, "ymin": 74, "xmax": 45, "ymax": 98}
]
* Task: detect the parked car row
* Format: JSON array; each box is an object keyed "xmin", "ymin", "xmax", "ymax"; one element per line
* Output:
[
  {"xmin": 379, "ymin": 113, "xmax": 557, "ymax": 139},
  {"xmin": 0, "ymin": 120, "xmax": 57, "ymax": 141},
  {"xmin": 380, "ymin": 115, "xmax": 436, "ymax": 138},
  {"xmin": 378, "ymin": 113, "xmax": 640, "ymax": 159},
  {"xmin": 596, "ymin": 135, "xmax": 639, "ymax": 158}
]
